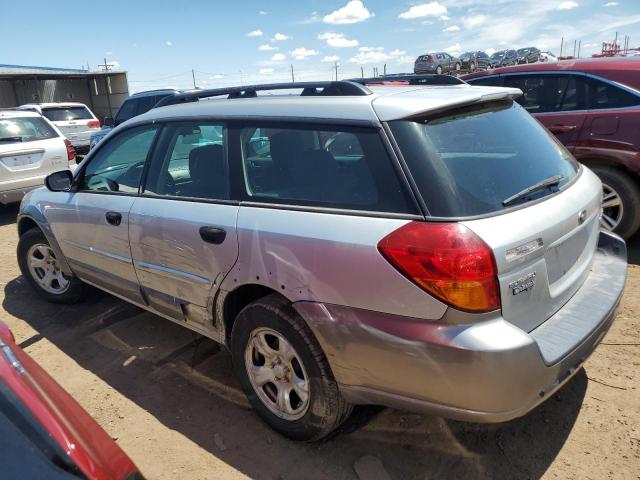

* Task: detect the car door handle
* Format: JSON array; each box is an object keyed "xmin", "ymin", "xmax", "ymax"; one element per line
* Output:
[
  {"xmin": 199, "ymin": 226, "xmax": 226, "ymax": 245},
  {"xmin": 105, "ymin": 211, "xmax": 122, "ymax": 226},
  {"xmin": 548, "ymin": 124, "xmax": 577, "ymax": 133}
]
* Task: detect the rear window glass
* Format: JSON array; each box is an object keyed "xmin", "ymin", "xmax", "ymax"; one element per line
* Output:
[
  {"xmin": 239, "ymin": 124, "xmax": 417, "ymax": 214},
  {"xmin": 42, "ymin": 107, "xmax": 93, "ymax": 121},
  {"xmin": 389, "ymin": 100, "xmax": 578, "ymax": 217},
  {"xmin": 0, "ymin": 116, "xmax": 58, "ymax": 144}
]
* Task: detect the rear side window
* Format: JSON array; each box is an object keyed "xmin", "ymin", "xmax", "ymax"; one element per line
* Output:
[
  {"xmin": 0, "ymin": 117, "xmax": 58, "ymax": 144},
  {"xmin": 389, "ymin": 100, "xmax": 578, "ymax": 217},
  {"xmin": 144, "ymin": 122, "xmax": 228, "ymax": 200},
  {"xmin": 586, "ymin": 78, "xmax": 640, "ymax": 109},
  {"xmin": 239, "ymin": 124, "xmax": 416, "ymax": 214},
  {"xmin": 42, "ymin": 107, "xmax": 93, "ymax": 121}
]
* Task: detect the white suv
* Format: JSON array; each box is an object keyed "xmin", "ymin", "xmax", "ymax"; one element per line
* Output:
[
  {"xmin": 18, "ymin": 103, "xmax": 100, "ymax": 155},
  {"xmin": 0, "ymin": 110, "xmax": 75, "ymax": 205}
]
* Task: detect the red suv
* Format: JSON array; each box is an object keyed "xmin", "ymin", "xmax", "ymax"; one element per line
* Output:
[{"xmin": 463, "ymin": 58, "xmax": 640, "ymax": 239}]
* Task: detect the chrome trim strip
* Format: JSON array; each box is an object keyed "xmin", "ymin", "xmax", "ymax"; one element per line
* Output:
[
  {"xmin": 0, "ymin": 148, "xmax": 45, "ymax": 158},
  {"xmin": 63, "ymin": 239, "xmax": 132, "ymax": 264},
  {"xmin": 135, "ymin": 261, "xmax": 212, "ymax": 285},
  {"xmin": 0, "ymin": 339, "xmax": 25, "ymax": 375}
]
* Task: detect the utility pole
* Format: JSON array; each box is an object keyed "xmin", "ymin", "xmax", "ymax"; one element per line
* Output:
[
  {"xmin": 573, "ymin": 40, "xmax": 577, "ymax": 57},
  {"xmin": 334, "ymin": 61, "xmax": 338, "ymax": 81},
  {"xmin": 98, "ymin": 58, "xmax": 113, "ymax": 72},
  {"xmin": 383, "ymin": 63, "xmax": 387, "ymax": 76},
  {"xmin": 192, "ymin": 69, "xmax": 197, "ymax": 89},
  {"xmin": 560, "ymin": 37, "xmax": 564, "ymax": 58},
  {"xmin": 577, "ymin": 40, "xmax": 581, "ymax": 58},
  {"xmin": 290, "ymin": 64, "xmax": 295, "ymax": 83},
  {"xmin": 361, "ymin": 66, "xmax": 364, "ymax": 78}
]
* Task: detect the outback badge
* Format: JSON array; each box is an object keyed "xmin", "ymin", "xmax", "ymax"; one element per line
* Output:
[{"xmin": 509, "ymin": 272, "xmax": 536, "ymax": 296}]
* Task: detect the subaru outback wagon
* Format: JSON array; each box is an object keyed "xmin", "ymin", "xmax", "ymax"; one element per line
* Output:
[{"xmin": 17, "ymin": 80, "xmax": 627, "ymax": 441}]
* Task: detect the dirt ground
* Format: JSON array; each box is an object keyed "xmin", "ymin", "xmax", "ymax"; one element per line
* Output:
[{"xmin": 0, "ymin": 203, "xmax": 638, "ymax": 480}]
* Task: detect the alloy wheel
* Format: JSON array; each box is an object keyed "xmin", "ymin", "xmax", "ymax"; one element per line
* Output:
[
  {"xmin": 245, "ymin": 327, "xmax": 310, "ymax": 420},
  {"xmin": 27, "ymin": 244, "xmax": 71, "ymax": 294},
  {"xmin": 600, "ymin": 182, "xmax": 624, "ymax": 231}
]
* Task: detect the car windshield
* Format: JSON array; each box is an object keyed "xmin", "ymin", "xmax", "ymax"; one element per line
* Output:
[
  {"xmin": 0, "ymin": 116, "xmax": 58, "ymax": 144},
  {"xmin": 491, "ymin": 51, "xmax": 505, "ymax": 59},
  {"xmin": 42, "ymin": 106, "xmax": 93, "ymax": 121},
  {"xmin": 388, "ymin": 100, "xmax": 579, "ymax": 216},
  {"xmin": 517, "ymin": 48, "xmax": 529, "ymax": 55}
]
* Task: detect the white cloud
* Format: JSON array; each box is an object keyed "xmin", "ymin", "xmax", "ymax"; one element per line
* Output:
[
  {"xmin": 440, "ymin": 15, "xmax": 450, "ymax": 21},
  {"xmin": 272, "ymin": 32, "xmax": 289, "ymax": 41},
  {"xmin": 247, "ymin": 29, "xmax": 263, "ymax": 37},
  {"xmin": 462, "ymin": 15, "xmax": 487, "ymax": 29},
  {"xmin": 290, "ymin": 48, "xmax": 318, "ymax": 60},
  {"xmin": 318, "ymin": 32, "xmax": 359, "ymax": 48},
  {"xmin": 322, "ymin": 55, "xmax": 340, "ymax": 62},
  {"xmin": 557, "ymin": 1, "xmax": 578, "ymax": 9},
  {"xmin": 105, "ymin": 51, "xmax": 113, "ymax": 55},
  {"xmin": 485, "ymin": 48, "xmax": 496, "ymax": 56},
  {"xmin": 271, "ymin": 53, "xmax": 286, "ymax": 61},
  {"xmin": 324, "ymin": 1, "xmax": 374, "ymax": 24},
  {"xmin": 349, "ymin": 47, "xmax": 407, "ymax": 64},
  {"xmin": 444, "ymin": 43, "xmax": 462, "ymax": 55},
  {"xmin": 443, "ymin": 25, "xmax": 460, "ymax": 32},
  {"xmin": 603, "ymin": 1, "xmax": 618, "ymax": 5},
  {"xmin": 398, "ymin": 2, "xmax": 447, "ymax": 20},
  {"xmin": 259, "ymin": 10, "xmax": 267, "ymax": 15},
  {"xmin": 259, "ymin": 44, "xmax": 276, "ymax": 51},
  {"xmin": 259, "ymin": 68, "xmax": 274, "ymax": 75},
  {"xmin": 210, "ymin": 74, "xmax": 224, "ymax": 79},
  {"xmin": 165, "ymin": 40, "xmax": 173, "ymax": 46},
  {"xmin": 300, "ymin": 11, "xmax": 321, "ymax": 24}
]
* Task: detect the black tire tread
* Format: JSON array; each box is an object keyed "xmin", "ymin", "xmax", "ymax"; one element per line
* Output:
[{"xmin": 591, "ymin": 165, "xmax": 640, "ymax": 239}]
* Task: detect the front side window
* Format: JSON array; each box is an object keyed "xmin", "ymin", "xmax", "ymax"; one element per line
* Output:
[
  {"xmin": 239, "ymin": 124, "xmax": 416, "ymax": 213},
  {"xmin": 79, "ymin": 125, "xmax": 158, "ymax": 193},
  {"xmin": 504, "ymin": 74, "xmax": 586, "ymax": 113},
  {"xmin": 144, "ymin": 122, "xmax": 228, "ymax": 200},
  {"xmin": 467, "ymin": 76, "xmax": 503, "ymax": 87},
  {"xmin": 114, "ymin": 99, "xmax": 136, "ymax": 124},
  {"xmin": 0, "ymin": 117, "xmax": 58, "ymax": 144},
  {"xmin": 42, "ymin": 106, "xmax": 93, "ymax": 122},
  {"xmin": 389, "ymin": 100, "xmax": 578, "ymax": 217}
]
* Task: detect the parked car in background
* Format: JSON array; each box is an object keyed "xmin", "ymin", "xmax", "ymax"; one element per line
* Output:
[
  {"xmin": 517, "ymin": 47, "xmax": 541, "ymax": 64},
  {"xmin": 18, "ymin": 80, "xmax": 626, "ymax": 441},
  {"xmin": 1, "ymin": 110, "xmax": 75, "ymax": 205},
  {"xmin": 0, "ymin": 320, "xmax": 142, "ymax": 479},
  {"xmin": 414, "ymin": 52, "xmax": 461, "ymax": 74},
  {"xmin": 490, "ymin": 49, "xmax": 519, "ymax": 68},
  {"xmin": 17, "ymin": 103, "xmax": 99, "ymax": 155},
  {"xmin": 540, "ymin": 51, "xmax": 558, "ymax": 62},
  {"xmin": 459, "ymin": 51, "xmax": 491, "ymax": 70},
  {"xmin": 89, "ymin": 89, "xmax": 182, "ymax": 150},
  {"xmin": 463, "ymin": 57, "xmax": 640, "ymax": 238}
]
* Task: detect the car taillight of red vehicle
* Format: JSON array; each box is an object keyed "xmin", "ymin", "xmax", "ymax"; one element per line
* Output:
[
  {"xmin": 87, "ymin": 120, "xmax": 101, "ymax": 128},
  {"xmin": 0, "ymin": 320, "xmax": 142, "ymax": 479},
  {"xmin": 378, "ymin": 221, "xmax": 500, "ymax": 313},
  {"xmin": 63, "ymin": 139, "xmax": 76, "ymax": 161}
]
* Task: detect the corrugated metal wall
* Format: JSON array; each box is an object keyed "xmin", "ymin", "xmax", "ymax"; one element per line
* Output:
[{"xmin": 0, "ymin": 73, "xmax": 128, "ymax": 120}]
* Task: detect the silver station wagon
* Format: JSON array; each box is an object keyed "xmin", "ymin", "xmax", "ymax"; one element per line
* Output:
[{"xmin": 16, "ymin": 80, "xmax": 627, "ymax": 441}]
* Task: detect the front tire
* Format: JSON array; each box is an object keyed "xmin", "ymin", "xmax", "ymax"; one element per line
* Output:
[
  {"xmin": 231, "ymin": 294, "xmax": 352, "ymax": 441},
  {"xmin": 590, "ymin": 166, "xmax": 640, "ymax": 239},
  {"xmin": 17, "ymin": 228, "xmax": 85, "ymax": 303}
]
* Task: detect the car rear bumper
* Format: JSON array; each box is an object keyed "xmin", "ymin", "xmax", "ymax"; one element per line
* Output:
[
  {"xmin": 414, "ymin": 64, "xmax": 437, "ymax": 73},
  {"xmin": 0, "ymin": 183, "xmax": 42, "ymax": 205},
  {"xmin": 295, "ymin": 230, "xmax": 627, "ymax": 423}
]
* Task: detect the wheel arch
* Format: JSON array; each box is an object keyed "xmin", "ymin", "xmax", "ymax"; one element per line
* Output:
[
  {"xmin": 17, "ymin": 213, "xmax": 73, "ymax": 276},
  {"xmin": 580, "ymin": 158, "xmax": 640, "ymax": 188}
]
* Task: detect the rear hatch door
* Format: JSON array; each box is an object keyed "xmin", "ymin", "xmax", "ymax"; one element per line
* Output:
[{"xmin": 41, "ymin": 106, "xmax": 97, "ymax": 146}]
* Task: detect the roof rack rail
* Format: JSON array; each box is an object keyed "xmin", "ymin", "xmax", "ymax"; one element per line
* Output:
[
  {"xmin": 155, "ymin": 81, "xmax": 372, "ymax": 108},
  {"xmin": 349, "ymin": 74, "xmax": 465, "ymax": 86}
]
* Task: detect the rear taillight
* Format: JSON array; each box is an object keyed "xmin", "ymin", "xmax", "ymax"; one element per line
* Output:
[
  {"xmin": 87, "ymin": 120, "xmax": 100, "ymax": 128},
  {"xmin": 64, "ymin": 139, "xmax": 76, "ymax": 161},
  {"xmin": 377, "ymin": 222, "xmax": 500, "ymax": 313}
]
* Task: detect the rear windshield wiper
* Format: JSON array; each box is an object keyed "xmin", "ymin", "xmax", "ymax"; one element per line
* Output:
[
  {"xmin": 0, "ymin": 136, "xmax": 24, "ymax": 143},
  {"xmin": 503, "ymin": 175, "xmax": 564, "ymax": 206}
]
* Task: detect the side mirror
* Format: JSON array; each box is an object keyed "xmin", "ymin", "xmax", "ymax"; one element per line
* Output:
[
  {"xmin": 103, "ymin": 116, "xmax": 115, "ymax": 127},
  {"xmin": 45, "ymin": 170, "xmax": 73, "ymax": 192}
]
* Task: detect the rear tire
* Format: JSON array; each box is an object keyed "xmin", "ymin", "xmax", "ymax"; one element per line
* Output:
[
  {"xmin": 590, "ymin": 166, "xmax": 640, "ymax": 239},
  {"xmin": 231, "ymin": 294, "xmax": 352, "ymax": 441},
  {"xmin": 454, "ymin": 62, "xmax": 461, "ymax": 71},
  {"xmin": 17, "ymin": 228, "xmax": 85, "ymax": 303}
]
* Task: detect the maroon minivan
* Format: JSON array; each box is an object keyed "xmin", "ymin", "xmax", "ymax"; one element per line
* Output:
[{"xmin": 463, "ymin": 58, "xmax": 640, "ymax": 239}]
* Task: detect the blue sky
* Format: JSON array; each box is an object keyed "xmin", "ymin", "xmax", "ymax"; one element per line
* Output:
[{"xmin": 2, "ymin": 0, "xmax": 639, "ymax": 92}]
